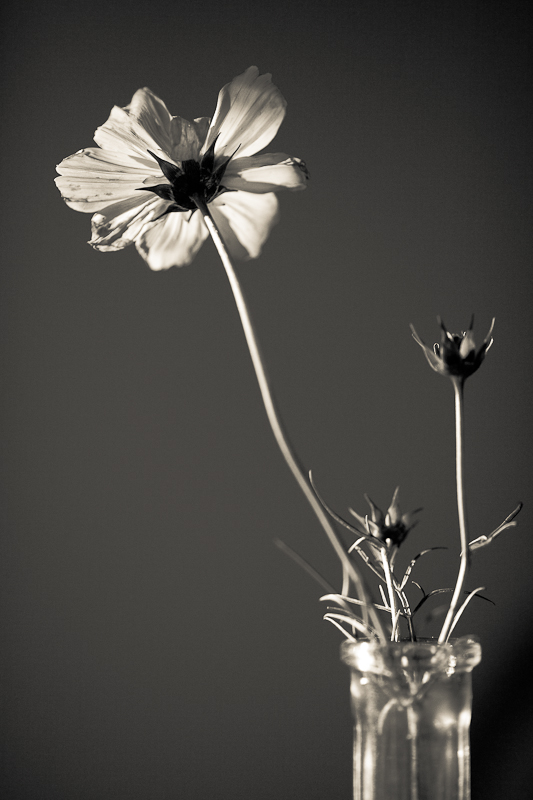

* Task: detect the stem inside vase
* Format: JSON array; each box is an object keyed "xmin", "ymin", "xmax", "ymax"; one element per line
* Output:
[{"xmin": 341, "ymin": 636, "xmax": 481, "ymax": 800}]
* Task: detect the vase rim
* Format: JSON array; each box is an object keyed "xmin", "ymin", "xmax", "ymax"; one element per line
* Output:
[{"xmin": 340, "ymin": 634, "xmax": 482, "ymax": 675}]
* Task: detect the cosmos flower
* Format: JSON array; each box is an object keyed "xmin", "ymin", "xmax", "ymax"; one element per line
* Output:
[
  {"xmin": 55, "ymin": 67, "xmax": 308, "ymax": 270},
  {"xmin": 410, "ymin": 316, "xmax": 495, "ymax": 383}
]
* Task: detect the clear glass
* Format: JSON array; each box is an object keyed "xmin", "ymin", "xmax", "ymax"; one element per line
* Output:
[{"xmin": 340, "ymin": 636, "xmax": 481, "ymax": 800}]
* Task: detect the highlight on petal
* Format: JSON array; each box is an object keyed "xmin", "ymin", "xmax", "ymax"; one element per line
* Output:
[
  {"xmin": 136, "ymin": 211, "xmax": 209, "ymax": 270},
  {"xmin": 89, "ymin": 193, "xmax": 166, "ymax": 252},
  {"xmin": 125, "ymin": 88, "xmax": 174, "ymax": 155},
  {"xmin": 93, "ymin": 99, "xmax": 177, "ymax": 165},
  {"xmin": 55, "ymin": 147, "xmax": 163, "ymax": 212},
  {"xmin": 210, "ymin": 191, "xmax": 279, "ymax": 260},
  {"xmin": 223, "ymin": 154, "xmax": 309, "ymax": 193},
  {"xmin": 201, "ymin": 67, "xmax": 287, "ymax": 160}
]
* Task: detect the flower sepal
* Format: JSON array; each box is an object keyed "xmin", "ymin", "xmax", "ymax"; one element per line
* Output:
[
  {"xmin": 349, "ymin": 487, "xmax": 421, "ymax": 549},
  {"xmin": 411, "ymin": 316, "xmax": 495, "ymax": 383}
]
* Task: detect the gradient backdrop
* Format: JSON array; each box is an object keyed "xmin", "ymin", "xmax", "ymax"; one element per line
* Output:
[{"xmin": 1, "ymin": 1, "xmax": 532, "ymax": 797}]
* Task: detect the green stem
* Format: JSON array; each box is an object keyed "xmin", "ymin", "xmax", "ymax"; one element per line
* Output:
[
  {"xmin": 439, "ymin": 378, "xmax": 469, "ymax": 643},
  {"xmin": 195, "ymin": 198, "xmax": 385, "ymax": 641}
]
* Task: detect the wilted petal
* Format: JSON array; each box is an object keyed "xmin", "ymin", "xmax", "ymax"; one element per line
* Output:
[
  {"xmin": 55, "ymin": 147, "xmax": 163, "ymax": 212},
  {"xmin": 223, "ymin": 153, "xmax": 309, "ymax": 193},
  {"xmin": 210, "ymin": 191, "xmax": 279, "ymax": 260},
  {"xmin": 136, "ymin": 211, "xmax": 209, "ymax": 270},
  {"xmin": 89, "ymin": 193, "xmax": 165, "ymax": 251},
  {"xmin": 202, "ymin": 67, "xmax": 287, "ymax": 160}
]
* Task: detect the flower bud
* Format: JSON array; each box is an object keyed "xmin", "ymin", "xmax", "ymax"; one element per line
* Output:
[
  {"xmin": 349, "ymin": 487, "xmax": 421, "ymax": 548},
  {"xmin": 410, "ymin": 316, "xmax": 494, "ymax": 382}
]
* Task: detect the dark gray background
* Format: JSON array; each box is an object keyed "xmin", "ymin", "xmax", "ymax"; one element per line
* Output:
[{"xmin": 1, "ymin": 0, "xmax": 532, "ymax": 797}]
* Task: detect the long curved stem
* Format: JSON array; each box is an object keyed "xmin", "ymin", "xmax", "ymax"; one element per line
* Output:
[
  {"xmin": 439, "ymin": 378, "xmax": 469, "ymax": 643},
  {"xmin": 195, "ymin": 198, "xmax": 385, "ymax": 640}
]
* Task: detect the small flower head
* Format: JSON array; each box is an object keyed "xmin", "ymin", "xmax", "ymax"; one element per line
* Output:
[
  {"xmin": 349, "ymin": 487, "xmax": 421, "ymax": 548},
  {"xmin": 410, "ymin": 316, "xmax": 495, "ymax": 382},
  {"xmin": 55, "ymin": 67, "xmax": 308, "ymax": 270}
]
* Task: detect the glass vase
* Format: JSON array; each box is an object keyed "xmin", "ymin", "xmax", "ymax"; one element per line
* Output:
[{"xmin": 340, "ymin": 636, "xmax": 481, "ymax": 800}]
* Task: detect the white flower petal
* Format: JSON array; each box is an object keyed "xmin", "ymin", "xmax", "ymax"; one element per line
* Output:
[
  {"xmin": 55, "ymin": 147, "xmax": 163, "ymax": 212},
  {"xmin": 89, "ymin": 194, "xmax": 166, "ymax": 252},
  {"xmin": 125, "ymin": 88, "xmax": 174, "ymax": 154},
  {"xmin": 201, "ymin": 67, "xmax": 286, "ymax": 160},
  {"xmin": 93, "ymin": 96, "xmax": 176, "ymax": 164},
  {"xmin": 210, "ymin": 191, "xmax": 279, "ymax": 260},
  {"xmin": 170, "ymin": 116, "xmax": 211, "ymax": 161},
  {"xmin": 223, "ymin": 153, "xmax": 309, "ymax": 193},
  {"xmin": 136, "ymin": 211, "xmax": 209, "ymax": 270},
  {"xmin": 56, "ymin": 147, "xmax": 157, "ymax": 176},
  {"xmin": 56, "ymin": 72, "xmax": 305, "ymax": 270}
]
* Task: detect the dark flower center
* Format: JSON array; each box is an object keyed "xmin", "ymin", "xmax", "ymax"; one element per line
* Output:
[
  {"xmin": 376, "ymin": 522, "xmax": 409, "ymax": 547},
  {"xmin": 138, "ymin": 140, "xmax": 235, "ymax": 217}
]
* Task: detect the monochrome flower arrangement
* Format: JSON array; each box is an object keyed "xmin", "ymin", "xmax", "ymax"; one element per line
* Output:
[{"xmin": 55, "ymin": 67, "xmax": 521, "ymax": 647}]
